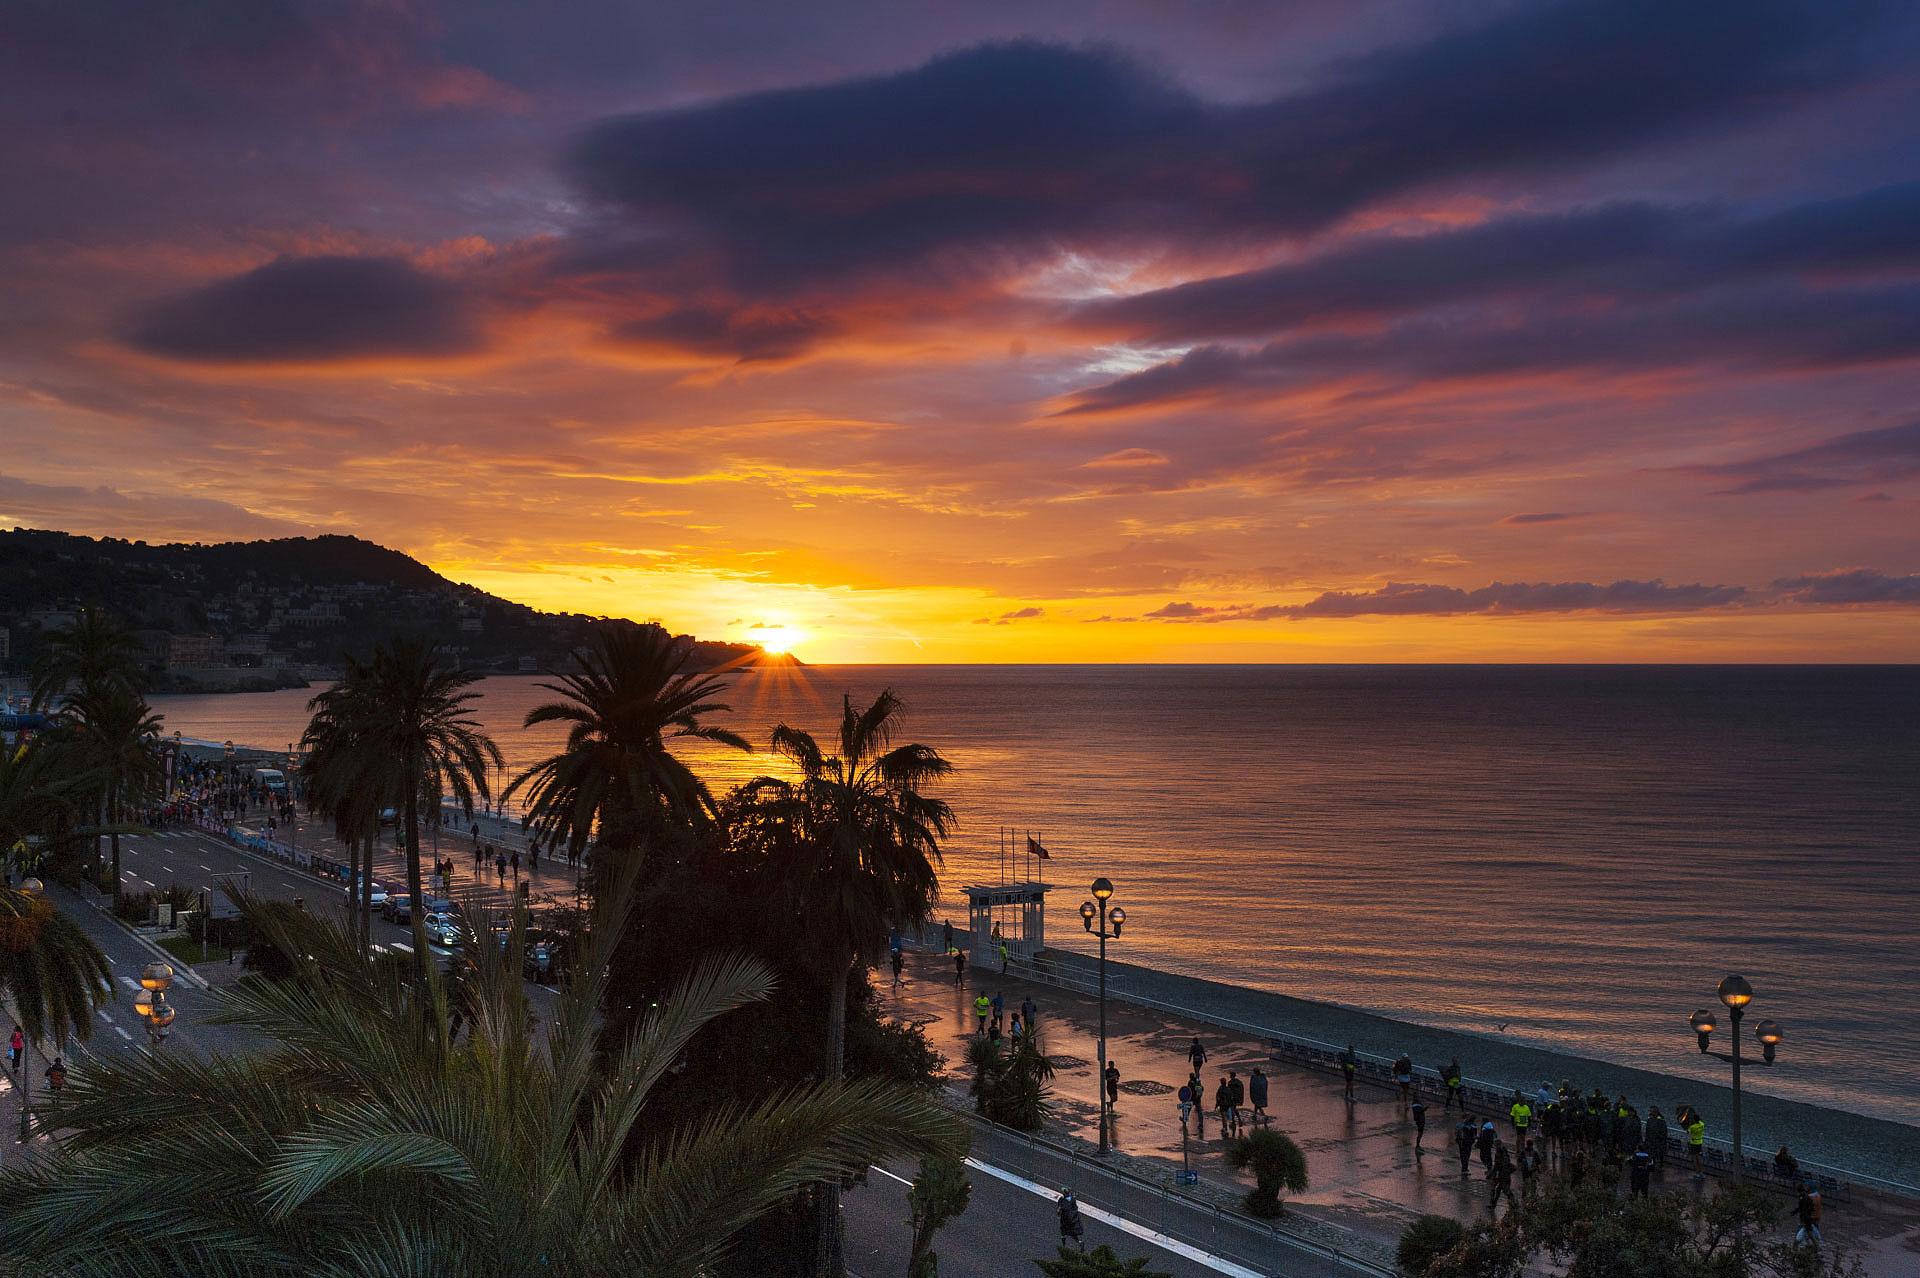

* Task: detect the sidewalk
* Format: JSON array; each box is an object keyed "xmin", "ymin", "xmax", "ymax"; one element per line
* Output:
[{"xmin": 887, "ymin": 949, "xmax": 1920, "ymax": 1274}]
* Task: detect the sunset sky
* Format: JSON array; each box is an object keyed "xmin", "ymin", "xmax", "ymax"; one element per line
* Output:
[{"xmin": 4, "ymin": 0, "xmax": 1919, "ymax": 662}]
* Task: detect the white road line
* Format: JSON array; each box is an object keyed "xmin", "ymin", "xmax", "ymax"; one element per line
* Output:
[
  {"xmin": 97, "ymin": 1009, "xmax": 113, "ymax": 1023},
  {"xmin": 141, "ymin": 880, "xmax": 156, "ymax": 888},
  {"xmin": 118, "ymin": 976, "xmax": 140, "ymax": 992},
  {"xmin": 160, "ymin": 865, "xmax": 174, "ymax": 874},
  {"xmin": 114, "ymin": 1026, "xmax": 133, "ymax": 1041},
  {"xmin": 200, "ymin": 864, "xmax": 213, "ymax": 871},
  {"xmin": 390, "ymin": 942, "xmax": 413, "ymax": 952},
  {"xmin": 961, "ymin": 1157, "xmax": 1265, "ymax": 1278}
]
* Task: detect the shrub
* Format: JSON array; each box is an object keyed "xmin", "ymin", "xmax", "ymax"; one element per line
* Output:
[
  {"xmin": 1224, "ymin": 1128, "xmax": 1308, "ymax": 1218},
  {"xmin": 112, "ymin": 890, "xmax": 155, "ymax": 924},
  {"xmin": 966, "ymin": 1034, "xmax": 1055, "ymax": 1131},
  {"xmin": 1397, "ymin": 1215, "xmax": 1466, "ymax": 1275},
  {"xmin": 1033, "ymin": 1244, "xmax": 1171, "ymax": 1277}
]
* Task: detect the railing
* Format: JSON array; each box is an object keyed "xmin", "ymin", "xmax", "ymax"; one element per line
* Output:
[
  {"xmin": 952, "ymin": 1107, "xmax": 1395, "ymax": 1276},
  {"xmin": 902, "ymin": 933, "xmax": 1911, "ymax": 1204}
]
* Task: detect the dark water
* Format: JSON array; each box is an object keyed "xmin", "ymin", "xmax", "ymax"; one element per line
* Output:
[{"xmin": 153, "ymin": 664, "xmax": 1920, "ymax": 1126}]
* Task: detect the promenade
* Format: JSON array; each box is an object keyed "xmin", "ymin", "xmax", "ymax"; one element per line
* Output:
[{"xmin": 888, "ymin": 948, "xmax": 1920, "ymax": 1275}]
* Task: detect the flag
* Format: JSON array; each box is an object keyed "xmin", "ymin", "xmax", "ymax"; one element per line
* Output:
[{"xmin": 1027, "ymin": 835, "xmax": 1050, "ymax": 860}]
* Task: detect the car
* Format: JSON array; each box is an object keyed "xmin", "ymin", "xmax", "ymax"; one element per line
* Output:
[
  {"xmin": 524, "ymin": 930, "xmax": 565, "ymax": 984},
  {"xmin": 423, "ymin": 912, "xmax": 462, "ymax": 950},
  {"xmin": 385, "ymin": 894, "xmax": 415, "ymax": 925},
  {"xmin": 345, "ymin": 879, "xmax": 389, "ymax": 909}
]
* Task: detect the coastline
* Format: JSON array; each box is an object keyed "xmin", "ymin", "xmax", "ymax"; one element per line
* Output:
[{"xmin": 1034, "ymin": 948, "xmax": 1920, "ymax": 1191}]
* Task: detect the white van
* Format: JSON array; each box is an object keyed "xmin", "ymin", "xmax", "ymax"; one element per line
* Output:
[{"xmin": 252, "ymin": 767, "xmax": 289, "ymax": 795}]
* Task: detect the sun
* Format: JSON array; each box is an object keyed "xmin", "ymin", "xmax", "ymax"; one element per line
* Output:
[{"xmin": 754, "ymin": 624, "xmax": 803, "ymax": 655}]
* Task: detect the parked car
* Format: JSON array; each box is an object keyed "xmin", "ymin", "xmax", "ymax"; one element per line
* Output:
[
  {"xmin": 524, "ymin": 930, "xmax": 565, "ymax": 984},
  {"xmin": 385, "ymin": 894, "xmax": 415, "ymax": 925}
]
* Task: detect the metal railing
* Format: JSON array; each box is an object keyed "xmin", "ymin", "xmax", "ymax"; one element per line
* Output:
[{"xmin": 904, "ymin": 932, "xmax": 1915, "ymax": 1204}]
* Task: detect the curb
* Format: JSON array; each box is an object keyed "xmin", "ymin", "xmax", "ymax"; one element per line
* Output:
[{"xmin": 74, "ymin": 895, "xmax": 212, "ymax": 991}]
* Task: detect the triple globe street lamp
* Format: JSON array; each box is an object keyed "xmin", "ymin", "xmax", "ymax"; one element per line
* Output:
[
  {"xmin": 1079, "ymin": 877, "xmax": 1129, "ymax": 1156},
  {"xmin": 1687, "ymin": 974, "xmax": 1783, "ymax": 1179},
  {"xmin": 133, "ymin": 962, "xmax": 176, "ymax": 1047}
]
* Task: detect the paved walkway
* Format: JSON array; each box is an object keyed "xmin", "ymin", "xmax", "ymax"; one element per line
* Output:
[{"xmin": 887, "ymin": 949, "xmax": 1920, "ymax": 1275}]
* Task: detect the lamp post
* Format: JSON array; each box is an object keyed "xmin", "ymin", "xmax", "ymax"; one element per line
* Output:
[
  {"xmin": 16, "ymin": 877, "xmax": 44, "ymax": 1144},
  {"xmin": 1687, "ymin": 973, "xmax": 1781, "ymax": 1179},
  {"xmin": 1079, "ymin": 877, "xmax": 1129, "ymax": 1156},
  {"xmin": 134, "ymin": 961, "xmax": 176, "ymax": 1047}
]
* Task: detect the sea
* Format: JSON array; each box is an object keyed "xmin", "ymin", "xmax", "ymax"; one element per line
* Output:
[{"xmin": 148, "ymin": 664, "xmax": 1920, "ymax": 1128}]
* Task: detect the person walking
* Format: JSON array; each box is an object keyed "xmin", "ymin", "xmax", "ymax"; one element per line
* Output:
[
  {"xmin": 1213, "ymin": 1075, "xmax": 1231, "ymax": 1136},
  {"xmin": 998, "ymin": 940, "xmax": 1009, "ymax": 973},
  {"xmin": 1392, "ymin": 1053, "xmax": 1414, "ymax": 1108},
  {"xmin": 953, "ymin": 948, "xmax": 967, "ymax": 984},
  {"xmin": 7, "ymin": 1024, "xmax": 21, "ymax": 1073},
  {"xmin": 1686, "ymin": 1109, "xmax": 1707, "ymax": 1180},
  {"xmin": 509, "ymin": 847, "xmax": 520, "ymax": 880},
  {"xmin": 1057, "ymin": 1189, "xmax": 1084, "ymax": 1251},
  {"xmin": 942, "ymin": 919, "xmax": 953, "ymax": 952},
  {"xmin": 1410, "ymin": 1095, "xmax": 1428, "ymax": 1153},
  {"xmin": 1104, "ymin": 1061, "xmax": 1121, "ymax": 1110},
  {"xmin": 1021, "ymin": 994, "xmax": 1037, "ymax": 1028},
  {"xmin": 1477, "ymin": 1118, "xmax": 1497, "ymax": 1171},
  {"xmin": 44, "ymin": 1056, "xmax": 66, "ymax": 1092},
  {"xmin": 1188, "ymin": 1070, "xmax": 1209, "ymax": 1137},
  {"xmin": 473, "ymin": 839, "xmax": 483, "ymax": 870},
  {"xmin": 1226, "ymin": 1070, "xmax": 1245, "ymax": 1137},
  {"xmin": 1249, "ymin": 1066, "xmax": 1269, "ymax": 1126},
  {"xmin": 1509, "ymin": 1092, "xmax": 1533, "ymax": 1146},
  {"xmin": 1645, "ymin": 1106, "xmax": 1669, "ymax": 1168},
  {"xmin": 1629, "ymin": 1145, "xmax": 1653, "ymax": 1198},
  {"xmin": 528, "ymin": 841, "xmax": 538, "ymax": 874},
  {"xmin": 1488, "ymin": 1141, "xmax": 1514, "ymax": 1215},
  {"xmin": 1455, "ymin": 1116, "xmax": 1477, "ymax": 1179},
  {"xmin": 1518, "ymin": 1140, "xmax": 1541, "ymax": 1196},
  {"xmin": 495, "ymin": 849, "xmax": 507, "ymax": 885},
  {"xmin": 1774, "ymin": 1145, "xmax": 1800, "ymax": 1184},
  {"xmin": 890, "ymin": 949, "xmax": 905, "ymax": 989},
  {"xmin": 1188, "ymin": 1036, "xmax": 1208, "ymax": 1074},
  {"xmin": 973, "ymin": 993, "xmax": 991, "ymax": 1036},
  {"xmin": 1340, "ymin": 1043, "xmax": 1358, "ymax": 1104},
  {"xmin": 1010, "ymin": 1013, "xmax": 1023, "ymax": 1042},
  {"xmin": 1795, "ymin": 1183, "xmax": 1823, "ymax": 1248},
  {"xmin": 1442, "ymin": 1057, "xmax": 1463, "ymax": 1112}
]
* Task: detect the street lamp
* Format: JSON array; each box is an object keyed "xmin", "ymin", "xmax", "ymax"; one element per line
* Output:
[
  {"xmin": 1080, "ymin": 877, "xmax": 1130, "ymax": 1156},
  {"xmin": 135, "ymin": 961, "xmax": 176, "ymax": 1046},
  {"xmin": 1685, "ymin": 973, "xmax": 1781, "ymax": 1179}
]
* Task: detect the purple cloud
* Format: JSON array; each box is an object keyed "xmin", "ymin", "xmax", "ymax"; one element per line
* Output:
[
  {"xmin": 1698, "ymin": 419, "xmax": 1920, "ymax": 495},
  {"xmin": 1774, "ymin": 569, "xmax": 1920, "ymax": 605},
  {"xmin": 123, "ymin": 256, "xmax": 482, "ymax": 364}
]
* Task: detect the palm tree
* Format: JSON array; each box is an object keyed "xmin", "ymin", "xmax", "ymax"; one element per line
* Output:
[
  {"xmin": 59, "ymin": 682, "xmax": 163, "ymax": 899},
  {"xmin": 0, "ymin": 883, "xmax": 113, "ymax": 1146},
  {"xmin": 0, "ymin": 741, "xmax": 77, "ymax": 874},
  {"xmin": 28, "ymin": 608, "xmax": 144, "ymax": 710},
  {"xmin": 507, "ymin": 623, "xmax": 750, "ymax": 883},
  {"xmin": 313, "ymin": 640, "xmax": 499, "ymax": 976},
  {"xmin": 745, "ymin": 689, "xmax": 953, "ymax": 1278},
  {"xmin": 300, "ymin": 675, "xmax": 389, "ymax": 950},
  {"xmin": 0, "ymin": 863, "xmax": 963, "ymax": 1276}
]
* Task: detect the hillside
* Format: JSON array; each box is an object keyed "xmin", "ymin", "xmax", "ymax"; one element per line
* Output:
[{"xmin": 0, "ymin": 528, "xmax": 784, "ymax": 690}]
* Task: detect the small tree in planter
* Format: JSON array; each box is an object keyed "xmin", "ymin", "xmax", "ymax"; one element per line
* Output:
[
  {"xmin": 1034, "ymin": 1244, "xmax": 1171, "ymax": 1277},
  {"xmin": 906, "ymin": 1152, "xmax": 971, "ymax": 1278},
  {"xmin": 1224, "ymin": 1128, "xmax": 1308, "ymax": 1218},
  {"xmin": 1397, "ymin": 1214, "xmax": 1466, "ymax": 1275}
]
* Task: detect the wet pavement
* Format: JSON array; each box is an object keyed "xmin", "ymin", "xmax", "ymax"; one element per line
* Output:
[{"xmin": 887, "ymin": 949, "xmax": 1920, "ymax": 1275}]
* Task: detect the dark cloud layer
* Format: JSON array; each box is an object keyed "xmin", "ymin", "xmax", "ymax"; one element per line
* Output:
[
  {"xmin": 1698, "ymin": 419, "xmax": 1920, "ymax": 495},
  {"xmin": 124, "ymin": 256, "xmax": 483, "ymax": 364},
  {"xmin": 1774, "ymin": 569, "xmax": 1920, "ymax": 604},
  {"xmin": 569, "ymin": 1, "xmax": 1887, "ymax": 296},
  {"xmin": 1141, "ymin": 579, "xmax": 1748, "ymax": 621}
]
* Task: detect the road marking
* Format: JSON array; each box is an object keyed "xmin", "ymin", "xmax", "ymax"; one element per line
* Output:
[
  {"xmin": 390, "ymin": 942, "xmax": 413, "ymax": 952},
  {"xmin": 118, "ymin": 976, "xmax": 140, "ymax": 992},
  {"xmin": 142, "ymin": 880, "xmax": 156, "ymax": 888},
  {"xmin": 160, "ymin": 865, "xmax": 174, "ymax": 874},
  {"xmin": 200, "ymin": 864, "xmax": 213, "ymax": 871},
  {"xmin": 114, "ymin": 1026, "xmax": 132, "ymax": 1041},
  {"xmin": 97, "ymin": 1009, "xmax": 113, "ymax": 1023},
  {"xmin": 961, "ymin": 1157, "xmax": 1265, "ymax": 1278}
]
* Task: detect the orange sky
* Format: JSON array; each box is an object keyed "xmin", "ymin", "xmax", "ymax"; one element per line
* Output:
[{"xmin": 2, "ymin": 3, "xmax": 1917, "ymax": 663}]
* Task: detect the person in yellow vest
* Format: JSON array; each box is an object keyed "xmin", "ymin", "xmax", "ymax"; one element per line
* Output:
[
  {"xmin": 973, "ymin": 993, "xmax": 991, "ymax": 1036},
  {"xmin": 1509, "ymin": 1094, "xmax": 1533, "ymax": 1161},
  {"xmin": 1686, "ymin": 1109, "xmax": 1707, "ymax": 1178}
]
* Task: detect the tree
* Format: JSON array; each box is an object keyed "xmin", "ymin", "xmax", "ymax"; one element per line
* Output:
[
  {"xmin": 906, "ymin": 1152, "xmax": 972, "ymax": 1278},
  {"xmin": 301, "ymin": 674, "xmax": 392, "ymax": 950},
  {"xmin": 1398, "ymin": 1215, "xmax": 1467, "ymax": 1276},
  {"xmin": 508, "ymin": 622, "xmax": 750, "ymax": 886},
  {"xmin": 0, "ymin": 741, "xmax": 76, "ymax": 873},
  {"xmin": 0, "ymin": 866, "xmax": 964, "ymax": 1277},
  {"xmin": 314, "ymin": 640, "xmax": 499, "ymax": 976},
  {"xmin": 58, "ymin": 682, "xmax": 162, "ymax": 900},
  {"xmin": 0, "ymin": 884, "xmax": 112, "ymax": 1143},
  {"xmin": 1224, "ymin": 1128, "xmax": 1308, "ymax": 1218},
  {"xmin": 966, "ymin": 1033, "xmax": 1056, "ymax": 1131},
  {"xmin": 1034, "ymin": 1244, "xmax": 1171, "ymax": 1277},
  {"xmin": 745, "ymin": 689, "xmax": 953, "ymax": 1278},
  {"xmin": 28, "ymin": 608, "xmax": 144, "ymax": 710}
]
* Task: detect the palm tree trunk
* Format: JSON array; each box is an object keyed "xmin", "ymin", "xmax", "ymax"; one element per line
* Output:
[
  {"xmin": 402, "ymin": 769, "xmax": 428, "ymax": 982},
  {"xmin": 815, "ymin": 957, "xmax": 852, "ymax": 1278},
  {"xmin": 346, "ymin": 829, "xmax": 361, "ymax": 943},
  {"xmin": 108, "ymin": 778, "xmax": 121, "ymax": 901},
  {"xmin": 360, "ymin": 833, "xmax": 375, "ymax": 952}
]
